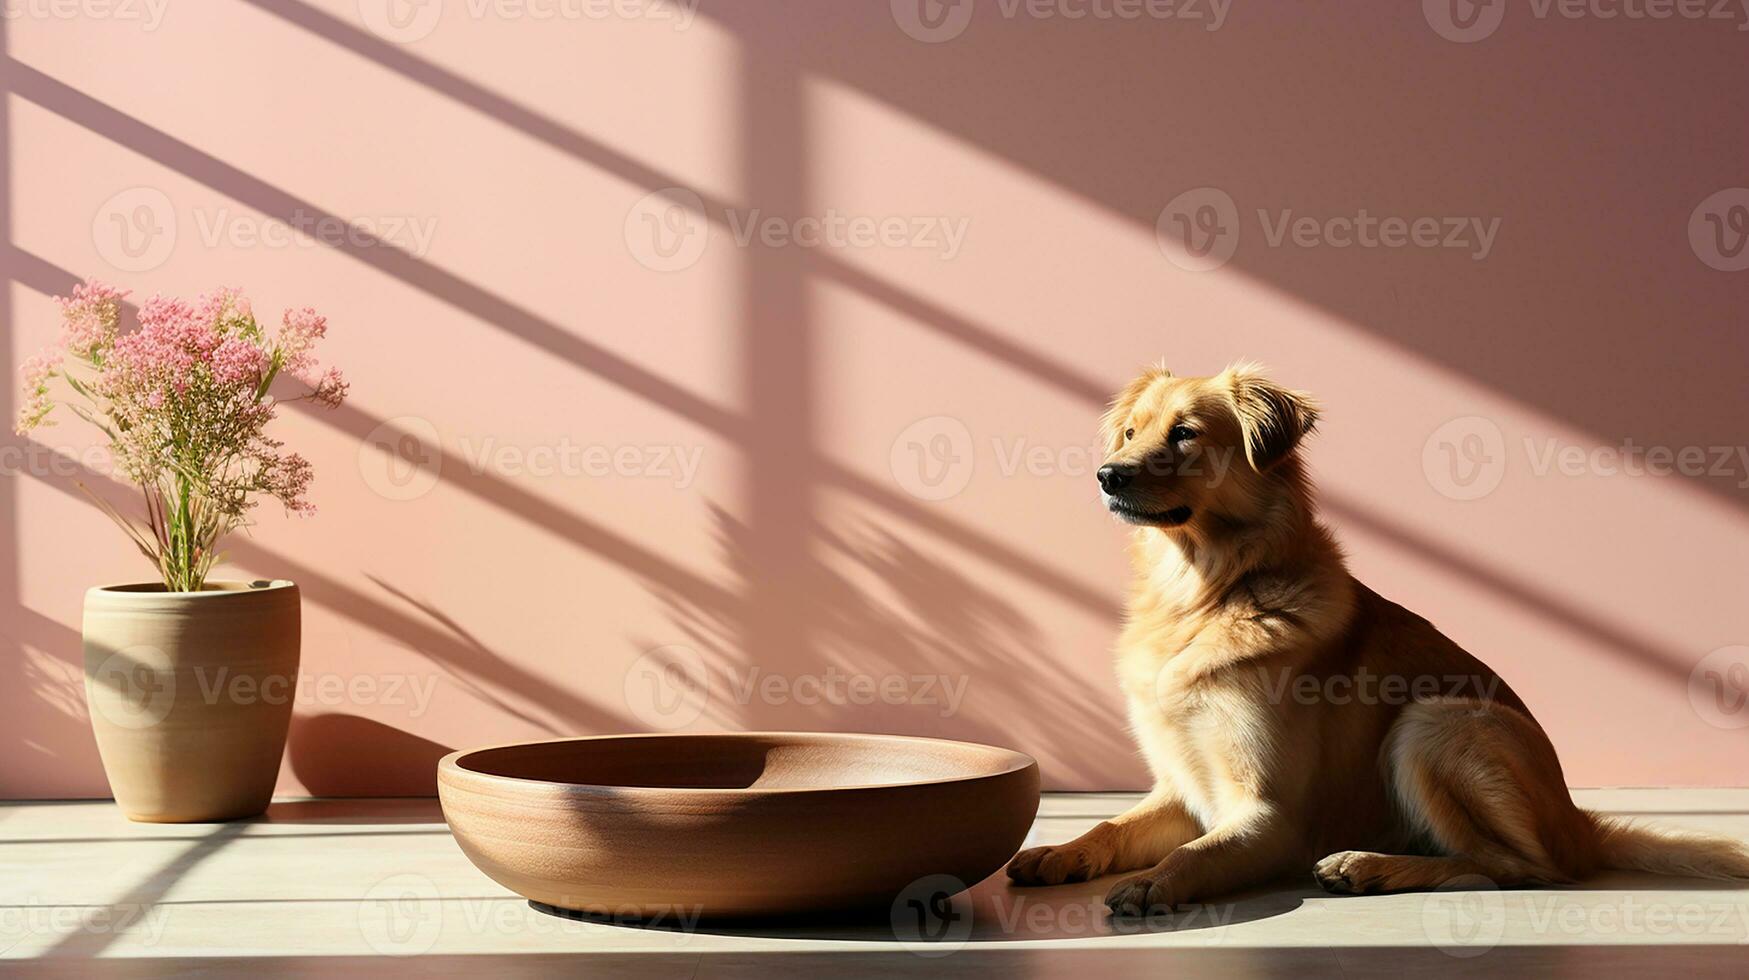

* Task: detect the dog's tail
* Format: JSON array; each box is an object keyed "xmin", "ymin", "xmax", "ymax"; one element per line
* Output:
[{"xmin": 1588, "ymin": 812, "xmax": 1749, "ymax": 879}]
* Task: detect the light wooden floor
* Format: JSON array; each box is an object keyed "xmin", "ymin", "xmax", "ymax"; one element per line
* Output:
[{"xmin": 3, "ymin": 790, "xmax": 1748, "ymax": 977}]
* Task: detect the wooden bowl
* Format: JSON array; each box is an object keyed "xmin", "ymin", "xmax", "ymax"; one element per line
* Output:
[{"xmin": 438, "ymin": 732, "xmax": 1040, "ymax": 919}]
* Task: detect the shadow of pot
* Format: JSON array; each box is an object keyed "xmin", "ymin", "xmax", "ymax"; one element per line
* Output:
[{"xmin": 289, "ymin": 713, "xmax": 453, "ymax": 797}]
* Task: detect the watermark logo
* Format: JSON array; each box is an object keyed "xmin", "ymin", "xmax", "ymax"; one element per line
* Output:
[
  {"xmin": 1423, "ymin": 0, "xmax": 1507, "ymax": 42},
  {"xmin": 88, "ymin": 661, "xmax": 438, "ymax": 729},
  {"xmin": 199, "ymin": 669, "xmax": 438, "ymax": 717},
  {"xmin": 1423, "ymin": 417, "xmax": 1749, "ymax": 500},
  {"xmin": 625, "ymin": 187, "xmax": 710, "ymax": 272},
  {"xmin": 358, "ymin": 0, "xmax": 444, "ymax": 43},
  {"xmin": 1689, "ymin": 188, "xmax": 1749, "ymax": 273},
  {"xmin": 892, "ymin": 0, "xmax": 975, "ymax": 41},
  {"xmin": 889, "ymin": 418, "xmax": 1244, "ymax": 501},
  {"xmin": 191, "ymin": 207, "xmax": 438, "ymax": 257},
  {"xmin": 94, "ymin": 189, "xmax": 436, "ymax": 271},
  {"xmin": 989, "ymin": 890, "xmax": 1236, "ymax": 937},
  {"xmin": 1157, "ymin": 186, "xmax": 1240, "ymax": 272},
  {"xmin": 1520, "ymin": 893, "xmax": 1749, "ymax": 941},
  {"xmin": 359, "ymin": 416, "xmax": 444, "ymax": 502},
  {"xmin": 1422, "ymin": 415, "xmax": 1507, "ymax": 501},
  {"xmin": 725, "ymin": 209, "xmax": 970, "ymax": 258},
  {"xmin": 359, "ymin": 873, "xmax": 444, "ymax": 956},
  {"xmin": 890, "ymin": 415, "xmax": 976, "ymax": 501},
  {"xmin": 86, "ymin": 644, "xmax": 176, "ymax": 730},
  {"xmin": 358, "ymin": 416, "xmax": 705, "ymax": 500},
  {"xmin": 625, "ymin": 186, "xmax": 971, "ymax": 271},
  {"xmin": 1423, "ymin": 880, "xmax": 1749, "ymax": 954},
  {"xmin": 890, "ymin": 874, "xmax": 973, "ymax": 956},
  {"xmin": 1159, "ymin": 190, "xmax": 1499, "ymax": 271},
  {"xmin": 1421, "ymin": 874, "xmax": 1505, "ymax": 957},
  {"xmin": 623, "ymin": 644, "xmax": 710, "ymax": 730},
  {"xmin": 92, "ymin": 186, "xmax": 176, "ymax": 273},
  {"xmin": 1689, "ymin": 645, "xmax": 1749, "ymax": 730}
]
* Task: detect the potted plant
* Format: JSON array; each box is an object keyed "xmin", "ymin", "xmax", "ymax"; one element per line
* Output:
[{"xmin": 16, "ymin": 281, "xmax": 347, "ymax": 822}]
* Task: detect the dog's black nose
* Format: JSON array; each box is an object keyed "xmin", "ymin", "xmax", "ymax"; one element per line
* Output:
[{"xmin": 1097, "ymin": 463, "xmax": 1136, "ymax": 493}]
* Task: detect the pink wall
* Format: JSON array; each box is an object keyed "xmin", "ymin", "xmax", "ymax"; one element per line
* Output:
[{"xmin": 3, "ymin": 3, "xmax": 1746, "ymax": 797}]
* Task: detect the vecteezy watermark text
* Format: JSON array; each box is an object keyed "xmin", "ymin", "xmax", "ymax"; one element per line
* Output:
[
  {"xmin": 1255, "ymin": 209, "xmax": 1500, "ymax": 260},
  {"xmin": 0, "ymin": 899, "xmax": 171, "ymax": 956},
  {"xmin": 357, "ymin": 0, "xmax": 701, "ymax": 44},
  {"xmin": 624, "ymin": 187, "xmax": 971, "ymax": 271},
  {"xmin": 1, "ymin": 0, "xmax": 168, "ymax": 27},
  {"xmin": 1424, "ymin": 0, "xmax": 1749, "ymax": 44},
  {"xmin": 890, "ymin": 0, "xmax": 1232, "ymax": 44},
  {"xmin": 356, "ymin": 416, "xmax": 706, "ymax": 502},
  {"xmin": 888, "ymin": 415, "xmax": 1244, "ymax": 501},
  {"xmin": 357, "ymin": 873, "xmax": 705, "ymax": 956},
  {"xmin": 1422, "ymin": 878, "xmax": 1749, "ymax": 958},
  {"xmin": 1255, "ymin": 666, "xmax": 1503, "ymax": 706},
  {"xmin": 1422, "ymin": 415, "xmax": 1749, "ymax": 501},
  {"xmin": 92, "ymin": 187, "xmax": 439, "ymax": 273},
  {"xmin": 192, "ymin": 207, "xmax": 438, "ymax": 257},
  {"xmin": 1156, "ymin": 188, "xmax": 1503, "ymax": 272},
  {"xmin": 85, "ymin": 650, "xmax": 442, "ymax": 729},
  {"xmin": 623, "ymin": 646, "xmax": 971, "ymax": 730}
]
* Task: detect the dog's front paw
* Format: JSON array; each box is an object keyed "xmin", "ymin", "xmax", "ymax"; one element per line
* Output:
[
  {"xmin": 1005, "ymin": 843, "xmax": 1109, "ymax": 886},
  {"xmin": 1103, "ymin": 872, "xmax": 1181, "ymax": 917},
  {"xmin": 1313, "ymin": 850, "xmax": 1385, "ymax": 894}
]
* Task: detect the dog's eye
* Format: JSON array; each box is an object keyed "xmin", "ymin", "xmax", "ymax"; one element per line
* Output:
[
  {"xmin": 1168, "ymin": 425, "xmax": 1196, "ymax": 443},
  {"xmin": 1124, "ymin": 428, "xmax": 1135, "ymax": 441}
]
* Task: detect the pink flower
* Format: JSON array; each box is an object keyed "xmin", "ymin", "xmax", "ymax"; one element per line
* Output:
[
  {"xmin": 56, "ymin": 281, "xmax": 127, "ymax": 359},
  {"xmin": 278, "ymin": 307, "xmax": 327, "ymax": 376},
  {"xmin": 211, "ymin": 336, "xmax": 270, "ymax": 386},
  {"xmin": 110, "ymin": 294, "xmax": 212, "ymax": 394},
  {"xmin": 14, "ymin": 352, "xmax": 61, "ymax": 433},
  {"xmin": 196, "ymin": 286, "xmax": 253, "ymax": 329},
  {"xmin": 17, "ymin": 278, "xmax": 346, "ymax": 587}
]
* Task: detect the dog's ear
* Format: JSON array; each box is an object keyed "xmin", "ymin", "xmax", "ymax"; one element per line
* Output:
[
  {"xmin": 1101, "ymin": 365, "xmax": 1169, "ymax": 452},
  {"xmin": 1226, "ymin": 363, "xmax": 1319, "ymax": 470}
]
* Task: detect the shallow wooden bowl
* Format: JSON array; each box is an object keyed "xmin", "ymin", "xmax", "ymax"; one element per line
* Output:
[{"xmin": 438, "ymin": 732, "xmax": 1040, "ymax": 919}]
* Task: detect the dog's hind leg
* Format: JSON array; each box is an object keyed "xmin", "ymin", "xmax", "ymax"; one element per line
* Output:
[
  {"xmin": 1315, "ymin": 697, "xmax": 1601, "ymax": 895},
  {"xmin": 1007, "ymin": 790, "xmax": 1200, "ymax": 886}
]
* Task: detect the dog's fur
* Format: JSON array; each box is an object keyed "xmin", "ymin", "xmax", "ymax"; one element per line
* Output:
[{"xmin": 1006, "ymin": 363, "xmax": 1749, "ymax": 915}]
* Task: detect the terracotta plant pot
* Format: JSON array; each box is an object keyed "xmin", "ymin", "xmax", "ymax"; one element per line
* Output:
[
  {"xmin": 82, "ymin": 580, "xmax": 301, "ymax": 823},
  {"xmin": 439, "ymin": 732, "xmax": 1040, "ymax": 919}
]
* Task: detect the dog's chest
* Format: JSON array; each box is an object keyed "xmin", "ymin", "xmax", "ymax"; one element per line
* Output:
[{"xmin": 1121, "ymin": 654, "xmax": 1275, "ymax": 830}]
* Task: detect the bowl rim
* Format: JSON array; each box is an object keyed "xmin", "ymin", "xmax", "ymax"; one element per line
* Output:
[{"xmin": 438, "ymin": 730, "xmax": 1039, "ymax": 798}]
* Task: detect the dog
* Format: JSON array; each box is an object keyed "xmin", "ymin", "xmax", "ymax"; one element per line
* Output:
[{"xmin": 1005, "ymin": 362, "xmax": 1749, "ymax": 916}]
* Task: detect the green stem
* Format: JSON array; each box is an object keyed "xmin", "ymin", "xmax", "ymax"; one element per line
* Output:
[{"xmin": 174, "ymin": 470, "xmax": 193, "ymax": 591}]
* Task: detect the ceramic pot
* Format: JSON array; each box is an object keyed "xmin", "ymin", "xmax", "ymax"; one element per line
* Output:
[
  {"xmin": 439, "ymin": 732, "xmax": 1041, "ymax": 919},
  {"xmin": 82, "ymin": 580, "xmax": 300, "ymax": 822}
]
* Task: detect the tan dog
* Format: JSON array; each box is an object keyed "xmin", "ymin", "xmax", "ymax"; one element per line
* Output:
[{"xmin": 1006, "ymin": 363, "xmax": 1749, "ymax": 916}]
